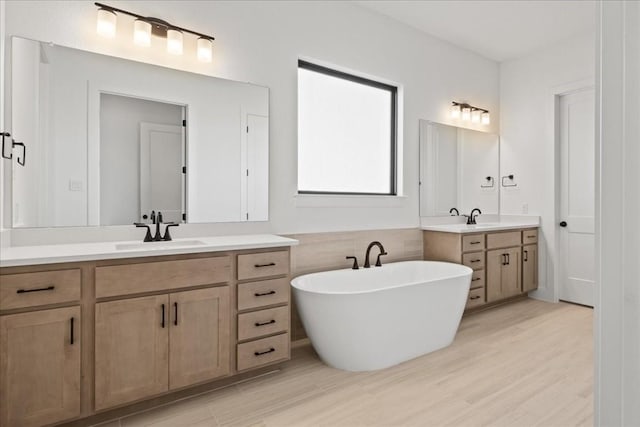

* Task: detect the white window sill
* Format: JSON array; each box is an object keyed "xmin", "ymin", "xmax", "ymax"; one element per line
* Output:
[{"xmin": 294, "ymin": 193, "xmax": 408, "ymax": 208}]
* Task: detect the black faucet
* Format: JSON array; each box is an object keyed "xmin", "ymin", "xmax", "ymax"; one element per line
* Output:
[
  {"xmin": 449, "ymin": 208, "xmax": 460, "ymax": 216},
  {"xmin": 465, "ymin": 208, "xmax": 482, "ymax": 225},
  {"xmin": 346, "ymin": 256, "xmax": 359, "ymax": 270},
  {"xmin": 134, "ymin": 210, "xmax": 179, "ymax": 242},
  {"xmin": 364, "ymin": 241, "xmax": 388, "ymax": 268}
]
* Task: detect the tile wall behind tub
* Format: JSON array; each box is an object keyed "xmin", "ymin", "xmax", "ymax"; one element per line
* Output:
[{"xmin": 285, "ymin": 228, "xmax": 424, "ymax": 341}]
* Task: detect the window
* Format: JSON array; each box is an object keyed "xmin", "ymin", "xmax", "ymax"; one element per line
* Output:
[{"xmin": 297, "ymin": 60, "xmax": 397, "ymax": 195}]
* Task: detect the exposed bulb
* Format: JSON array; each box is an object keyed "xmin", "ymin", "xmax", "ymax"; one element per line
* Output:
[
  {"xmin": 96, "ymin": 8, "xmax": 117, "ymax": 38},
  {"xmin": 133, "ymin": 20, "xmax": 152, "ymax": 47},
  {"xmin": 167, "ymin": 29, "xmax": 183, "ymax": 55}
]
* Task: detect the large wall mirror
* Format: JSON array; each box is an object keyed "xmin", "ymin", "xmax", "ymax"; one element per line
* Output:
[
  {"xmin": 9, "ymin": 36, "xmax": 269, "ymax": 228},
  {"xmin": 419, "ymin": 120, "xmax": 499, "ymax": 217}
]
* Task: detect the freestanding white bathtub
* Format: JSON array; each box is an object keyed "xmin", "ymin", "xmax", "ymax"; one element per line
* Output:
[{"xmin": 291, "ymin": 261, "xmax": 472, "ymax": 371}]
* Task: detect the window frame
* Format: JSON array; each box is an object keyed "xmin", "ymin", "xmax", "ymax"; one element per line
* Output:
[{"xmin": 297, "ymin": 59, "xmax": 398, "ymax": 196}]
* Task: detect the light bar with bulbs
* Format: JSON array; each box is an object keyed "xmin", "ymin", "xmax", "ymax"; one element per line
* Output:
[
  {"xmin": 450, "ymin": 101, "xmax": 490, "ymax": 125},
  {"xmin": 95, "ymin": 2, "xmax": 215, "ymax": 63}
]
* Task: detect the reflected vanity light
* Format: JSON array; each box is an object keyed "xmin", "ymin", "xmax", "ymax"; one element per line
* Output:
[
  {"xmin": 451, "ymin": 101, "xmax": 490, "ymax": 126},
  {"xmin": 96, "ymin": 8, "xmax": 117, "ymax": 38},
  {"xmin": 94, "ymin": 2, "xmax": 215, "ymax": 62}
]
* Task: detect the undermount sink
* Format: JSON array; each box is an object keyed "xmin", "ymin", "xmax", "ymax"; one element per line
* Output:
[{"xmin": 115, "ymin": 240, "xmax": 206, "ymax": 251}]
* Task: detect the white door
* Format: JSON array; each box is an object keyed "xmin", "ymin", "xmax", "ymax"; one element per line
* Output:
[
  {"xmin": 558, "ymin": 88, "xmax": 595, "ymax": 307},
  {"xmin": 246, "ymin": 115, "xmax": 269, "ymax": 221},
  {"xmin": 140, "ymin": 123, "xmax": 184, "ymax": 223}
]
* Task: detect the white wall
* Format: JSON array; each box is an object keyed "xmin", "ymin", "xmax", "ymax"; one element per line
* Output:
[
  {"xmin": 499, "ymin": 32, "xmax": 595, "ymax": 300},
  {"xmin": 100, "ymin": 94, "xmax": 183, "ymax": 225},
  {"xmin": 1, "ymin": 0, "xmax": 499, "ymax": 244},
  {"xmin": 595, "ymin": 1, "xmax": 640, "ymax": 425}
]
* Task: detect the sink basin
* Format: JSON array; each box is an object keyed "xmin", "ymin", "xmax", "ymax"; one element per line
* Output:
[{"xmin": 115, "ymin": 240, "xmax": 206, "ymax": 251}]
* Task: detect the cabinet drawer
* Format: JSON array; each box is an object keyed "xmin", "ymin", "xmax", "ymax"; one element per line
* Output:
[
  {"xmin": 462, "ymin": 234, "xmax": 485, "ymax": 252},
  {"xmin": 522, "ymin": 229, "xmax": 538, "ymax": 244},
  {"xmin": 462, "ymin": 252, "xmax": 485, "ymax": 270},
  {"xmin": 0, "ymin": 269, "xmax": 81, "ymax": 310},
  {"xmin": 95, "ymin": 256, "xmax": 231, "ymax": 298},
  {"xmin": 237, "ymin": 251, "xmax": 289, "ymax": 281},
  {"xmin": 238, "ymin": 306, "xmax": 289, "ymax": 341},
  {"xmin": 470, "ymin": 270, "xmax": 485, "ymax": 290},
  {"xmin": 487, "ymin": 231, "xmax": 521, "ymax": 249},
  {"xmin": 466, "ymin": 287, "xmax": 485, "ymax": 309},
  {"xmin": 237, "ymin": 333, "xmax": 289, "ymax": 371},
  {"xmin": 238, "ymin": 278, "xmax": 290, "ymax": 311}
]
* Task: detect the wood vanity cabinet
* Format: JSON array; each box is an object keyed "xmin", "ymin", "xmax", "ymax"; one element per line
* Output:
[
  {"xmin": 423, "ymin": 228, "xmax": 538, "ymax": 311},
  {"xmin": 0, "ymin": 306, "xmax": 81, "ymax": 427},
  {"xmin": 0, "ymin": 246, "xmax": 292, "ymax": 426}
]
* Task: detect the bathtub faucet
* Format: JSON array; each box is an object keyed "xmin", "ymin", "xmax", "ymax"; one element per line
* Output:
[{"xmin": 364, "ymin": 241, "xmax": 388, "ymax": 268}]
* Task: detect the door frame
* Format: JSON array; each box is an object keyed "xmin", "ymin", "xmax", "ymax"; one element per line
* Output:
[{"xmin": 550, "ymin": 78, "xmax": 595, "ymax": 303}]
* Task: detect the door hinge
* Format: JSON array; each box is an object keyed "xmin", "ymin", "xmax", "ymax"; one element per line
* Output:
[
  {"xmin": 246, "ymin": 169, "xmax": 249, "ymax": 176},
  {"xmin": 246, "ymin": 213, "xmax": 249, "ymax": 220},
  {"xmin": 182, "ymin": 166, "xmax": 186, "ymax": 174},
  {"xmin": 246, "ymin": 126, "xmax": 249, "ymax": 133},
  {"xmin": 182, "ymin": 213, "xmax": 186, "ymax": 221},
  {"xmin": 182, "ymin": 119, "xmax": 186, "ymax": 127}
]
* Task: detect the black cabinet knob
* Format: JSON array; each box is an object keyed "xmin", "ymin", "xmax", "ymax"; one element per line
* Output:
[{"xmin": 559, "ymin": 221, "xmax": 568, "ymax": 227}]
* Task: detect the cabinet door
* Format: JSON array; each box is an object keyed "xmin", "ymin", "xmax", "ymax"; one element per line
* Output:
[
  {"xmin": 523, "ymin": 244, "xmax": 538, "ymax": 292},
  {"xmin": 501, "ymin": 247, "xmax": 522, "ymax": 298},
  {"xmin": 1, "ymin": 306, "xmax": 81, "ymax": 427},
  {"xmin": 95, "ymin": 295, "xmax": 169, "ymax": 410},
  {"xmin": 169, "ymin": 287, "xmax": 230, "ymax": 390},
  {"xmin": 486, "ymin": 249, "xmax": 504, "ymax": 302}
]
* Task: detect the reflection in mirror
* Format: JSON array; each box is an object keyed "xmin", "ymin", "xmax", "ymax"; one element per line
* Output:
[
  {"xmin": 100, "ymin": 94, "xmax": 185, "ymax": 225},
  {"xmin": 419, "ymin": 120, "xmax": 499, "ymax": 217},
  {"xmin": 10, "ymin": 36, "xmax": 269, "ymax": 228}
]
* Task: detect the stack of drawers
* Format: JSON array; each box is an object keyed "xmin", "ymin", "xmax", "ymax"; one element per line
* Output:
[
  {"xmin": 236, "ymin": 250, "xmax": 291, "ymax": 371},
  {"xmin": 461, "ymin": 234, "xmax": 486, "ymax": 308}
]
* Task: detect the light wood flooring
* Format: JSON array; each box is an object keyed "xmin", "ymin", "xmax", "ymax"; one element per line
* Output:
[{"xmin": 94, "ymin": 299, "xmax": 593, "ymax": 427}]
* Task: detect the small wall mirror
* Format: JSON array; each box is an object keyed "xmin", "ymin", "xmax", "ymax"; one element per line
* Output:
[
  {"xmin": 419, "ymin": 120, "xmax": 500, "ymax": 217},
  {"xmin": 9, "ymin": 36, "xmax": 269, "ymax": 228}
]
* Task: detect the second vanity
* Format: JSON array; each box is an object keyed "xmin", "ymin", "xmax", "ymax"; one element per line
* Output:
[
  {"xmin": 422, "ymin": 220, "xmax": 539, "ymax": 311},
  {"xmin": 0, "ymin": 235, "xmax": 297, "ymax": 427}
]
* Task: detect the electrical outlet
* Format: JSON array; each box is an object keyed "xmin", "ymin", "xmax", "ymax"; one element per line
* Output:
[
  {"xmin": 68, "ymin": 180, "xmax": 83, "ymax": 192},
  {"xmin": 522, "ymin": 203, "xmax": 529, "ymax": 214}
]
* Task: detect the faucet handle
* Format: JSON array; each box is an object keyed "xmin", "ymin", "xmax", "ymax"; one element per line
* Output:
[
  {"xmin": 134, "ymin": 223, "xmax": 153, "ymax": 242},
  {"xmin": 375, "ymin": 252, "xmax": 388, "ymax": 267},
  {"xmin": 162, "ymin": 223, "xmax": 179, "ymax": 241},
  {"xmin": 346, "ymin": 256, "xmax": 359, "ymax": 270}
]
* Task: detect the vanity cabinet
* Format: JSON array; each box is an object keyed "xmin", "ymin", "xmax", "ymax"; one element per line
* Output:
[
  {"xmin": 0, "ymin": 244, "xmax": 292, "ymax": 426},
  {"xmin": 0, "ymin": 306, "xmax": 81, "ymax": 427},
  {"xmin": 423, "ymin": 227, "xmax": 538, "ymax": 311},
  {"xmin": 95, "ymin": 287, "xmax": 231, "ymax": 410}
]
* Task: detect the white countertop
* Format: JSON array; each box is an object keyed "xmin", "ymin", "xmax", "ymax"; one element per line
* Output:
[
  {"xmin": 0, "ymin": 234, "xmax": 299, "ymax": 268},
  {"xmin": 421, "ymin": 221, "xmax": 539, "ymax": 234}
]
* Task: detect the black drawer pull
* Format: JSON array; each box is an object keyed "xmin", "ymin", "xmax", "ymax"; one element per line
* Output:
[
  {"xmin": 70, "ymin": 317, "xmax": 75, "ymax": 345},
  {"xmin": 255, "ymin": 319, "xmax": 276, "ymax": 327},
  {"xmin": 527, "ymin": 235, "xmax": 536, "ymax": 239},
  {"xmin": 254, "ymin": 290, "xmax": 276, "ymax": 297},
  {"xmin": 470, "ymin": 241, "xmax": 481, "ymax": 245},
  {"xmin": 161, "ymin": 304, "xmax": 166, "ymax": 328},
  {"xmin": 470, "ymin": 259, "xmax": 481, "ymax": 263},
  {"xmin": 255, "ymin": 262, "xmax": 276, "ymax": 268},
  {"xmin": 174, "ymin": 302, "xmax": 178, "ymax": 326},
  {"xmin": 472, "ymin": 277, "xmax": 481, "ymax": 281},
  {"xmin": 470, "ymin": 295, "xmax": 481, "ymax": 300},
  {"xmin": 524, "ymin": 250, "xmax": 529, "ymax": 262},
  {"xmin": 17, "ymin": 285, "xmax": 55, "ymax": 294},
  {"xmin": 254, "ymin": 347, "xmax": 275, "ymax": 356}
]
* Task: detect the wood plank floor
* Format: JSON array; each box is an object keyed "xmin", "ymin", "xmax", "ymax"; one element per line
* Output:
[{"xmin": 96, "ymin": 299, "xmax": 593, "ymax": 427}]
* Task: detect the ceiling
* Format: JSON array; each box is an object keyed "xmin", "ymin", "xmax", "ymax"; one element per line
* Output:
[{"xmin": 355, "ymin": 1, "xmax": 596, "ymax": 62}]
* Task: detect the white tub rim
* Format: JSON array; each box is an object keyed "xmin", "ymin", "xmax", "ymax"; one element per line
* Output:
[{"xmin": 290, "ymin": 260, "xmax": 472, "ymax": 296}]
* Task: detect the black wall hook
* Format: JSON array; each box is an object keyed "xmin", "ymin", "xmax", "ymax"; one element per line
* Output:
[
  {"xmin": 1, "ymin": 132, "xmax": 26, "ymax": 166},
  {"xmin": 501, "ymin": 174, "xmax": 517, "ymax": 187}
]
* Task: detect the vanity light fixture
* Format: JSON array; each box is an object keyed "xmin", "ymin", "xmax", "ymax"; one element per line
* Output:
[
  {"xmin": 450, "ymin": 101, "xmax": 490, "ymax": 126},
  {"xmin": 94, "ymin": 2, "xmax": 215, "ymax": 62}
]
